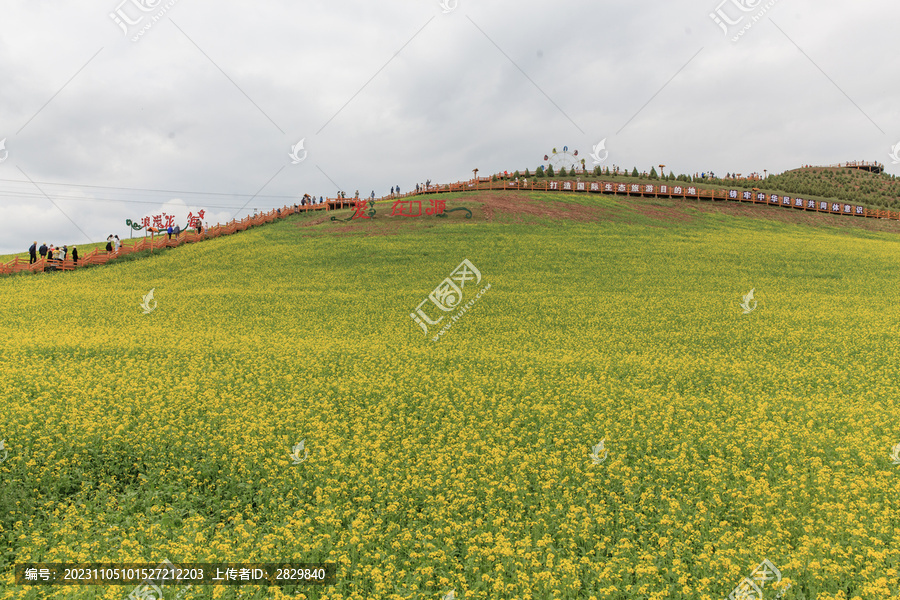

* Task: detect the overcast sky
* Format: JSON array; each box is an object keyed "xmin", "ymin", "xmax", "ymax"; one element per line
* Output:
[{"xmin": 0, "ymin": 1, "xmax": 897, "ymax": 254}]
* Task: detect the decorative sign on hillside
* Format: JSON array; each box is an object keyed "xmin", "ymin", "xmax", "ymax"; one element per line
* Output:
[
  {"xmin": 391, "ymin": 199, "xmax": 472, "ymax": 219},
  {"xmin": 135, "ymin": 210, "xmax": 206, "ymax": 230},
  {"xmin": 331, "ymin": 199, "xmax": 376, "ymax": 222},
  {"xmin": 537, "ymin": 179, "xmax": 874, "ymax": 217},
  {"xmin": 186, "ymin": 211, "xmax": 205, "ymax": 227},
  {"xmin": 331, "ymin": 199, "xmax": 472, "ymax": 222},
  {"xmin": 141, "ymin": 212, "xmax": 176, "ymax": 229}
]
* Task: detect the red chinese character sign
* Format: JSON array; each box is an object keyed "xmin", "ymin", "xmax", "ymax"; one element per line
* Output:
[
  {"xmin": 332, "ymin": 199, "xmax": 472, "ymax": 223},
  {"xmin": 426, "ymin": 200, "xmax": 446, "ymax": 216},
  {"xmin": 391, "ymin": 199, "xmax": 422, "ymax": 217},
  {"xmin": 390, "ymin": 199, "xmax": 472, "ymax": 219},
  {"xmin": 130, "ymin": 210, "xmax": 206, "ymax": 233},
  {"xmin": 331, "ymin": 199, "xmax": 376, "ymax": 222},
  {"xmin": 186, "ymin": 210, "xmax": 205, "ymax": 228}
]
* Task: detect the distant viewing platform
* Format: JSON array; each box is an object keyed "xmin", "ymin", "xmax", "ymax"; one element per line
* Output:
[{"xmin": 807, "ymin": 161, "xmax": 885, "ymax": 174}]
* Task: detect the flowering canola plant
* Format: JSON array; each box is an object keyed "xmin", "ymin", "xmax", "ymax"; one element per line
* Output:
[{"xmin": 1, "ymin": 193, "xmax": 900, "ymax": 599}]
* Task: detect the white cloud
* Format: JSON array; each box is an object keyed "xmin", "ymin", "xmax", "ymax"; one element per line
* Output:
[{"xmin": 0, "ymin": 0, "xmax": 897, "ymax": 253}]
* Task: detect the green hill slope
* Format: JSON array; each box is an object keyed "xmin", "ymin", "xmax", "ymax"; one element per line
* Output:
[
  {"xmin": 2, "ymin": 192, "xmax": 900, "ymax": 599},
  {"xmin": 716, "ymin": 166, "xmax": 900, "ymax": 208}
]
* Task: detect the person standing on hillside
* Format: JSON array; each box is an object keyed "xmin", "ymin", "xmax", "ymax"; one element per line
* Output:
[
  {"xmin": 39, "ymin": 243, "xmax": 48, "ymax": 261},
  {"xmin": 167, "ymin": 225, "xmax": 173, "ymax": 239},
  {"xmin": 71, "ymin": 247, "xmax": 78, "ymax": 265},
  {"xmin": 396, "ymin": 184, "xmax": 400, "ymax": 196},
  {"xmin": 28, "ymin": 241, "xmax": 37, "ymax": 264},
  {"xmin": 115, "ymin": 236, "xmax": 122, "ymax": 254},
  {"xmin": 61, "ymin": 245, "xmax": 68, "ymax": 261},
  {"xmin": 106, "ymin": 235, "xmax": 114, "ymax": 253},
  {"xmin": 174, "ymin": 224, "xmax": 180, "ymax": 238}
]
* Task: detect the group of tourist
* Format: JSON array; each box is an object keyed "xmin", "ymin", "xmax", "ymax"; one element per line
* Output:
[
  {"xmin": 295, "ymin": 183, "xmax": 437, "ymax": 206},
  {"xmin": 28, "ymin": 241, "xmax": 79, "ymax": 265},
  {"xmin": 300, "ymin": 194, "xmax": 326, "ymax": 206},
  {"xmin": 26, "ymin": 233, "xmax": 128, "ymax": 266},
  {"xmin": 105, "ymin": 235, "xmax": 123, "ymax": 252}
]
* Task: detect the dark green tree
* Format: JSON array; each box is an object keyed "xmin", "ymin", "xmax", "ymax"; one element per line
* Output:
[
  {"xmin": 547, "ymin": 164, "xmax": 555, "ymax": 177},
  {"xmin": 631, "ymin": 167, "xmax": 639, "ymax": 177}
]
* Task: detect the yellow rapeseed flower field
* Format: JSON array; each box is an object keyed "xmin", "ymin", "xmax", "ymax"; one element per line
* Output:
[{"xmin": 1, "ymin": 192, "xmax": 900, "ymax": 599}]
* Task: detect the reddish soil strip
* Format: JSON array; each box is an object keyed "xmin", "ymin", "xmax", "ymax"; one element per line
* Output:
[{"xmin": 292, "ymin": 192, "xmax": 900, "ymax": 236}]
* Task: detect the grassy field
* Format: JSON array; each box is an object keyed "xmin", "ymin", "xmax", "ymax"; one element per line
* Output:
[{"xmin": 2, "ymin": 191, "xmax": 900, "ymax": 599}]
